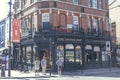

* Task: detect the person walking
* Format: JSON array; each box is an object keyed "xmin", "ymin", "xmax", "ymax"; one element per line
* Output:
[
  {"xmin": 34, "ymin": 57, "xmax": 40, "ymax": 76},
  {"xmin": 41, "ymin": 56, "xmax": 47, "ymax": 75},
  {"xmin": 56, "ymin": 57, "xmax": 64, "ymax": 76}
]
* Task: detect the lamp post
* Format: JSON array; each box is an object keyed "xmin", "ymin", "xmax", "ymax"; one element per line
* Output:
[{"xmin": 8, "ymin": 0, "xmax": 12, "ymax": 77}]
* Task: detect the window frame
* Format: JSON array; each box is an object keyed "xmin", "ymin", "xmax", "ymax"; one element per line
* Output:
[
  {"xmin": 88, "ymin": 17, "xmax": 92, "ymax": 33},
  {"xmin": 92, "ymin": 0, "xmax": 97, "ymax": 9},
  {"xmin": 93, "ymin": 18, "xmax": 98, "ymax": 34},
  {"xmin": 73, "ymin": 0, "xmax": 79, "ymax": 5},
  {"xmin": 30, "ymin": 0, "xmax": 34, "ymax": 4},
  {"xmin": 88, "ymin": 0, "xmax": 92, "ymax": 7},
  {"xmin": 73, "ymin": 15, "xmax": 79, "ymax": 32},
  {"xmin": 98, "ymin": 0, "xmax": 102, "ymax": 9}
]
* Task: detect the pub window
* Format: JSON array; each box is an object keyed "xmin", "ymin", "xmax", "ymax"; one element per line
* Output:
[
  {"xmin": 24, "ymin": 18, "xmax": 27, "ymax": 28},
  {"xmin": 98, "ymin": 0, "xmax": 102, "ymax": 9},
  {"xmin": 93, "ymin": 18, "xmax": 98, "ymax": 35},
  {"xmin": 102, "ymin": 51, "xmax": 109, "ymax": 61},
  {"xmin": 30, "ymin": 0, "xmax": 34, "ymax": 4},
  {"xmin": 26, "ymin": 46, "xmax": 32, "ymax": 65},
  {"xmin": 73, "ymin": 0, "xmax": 78, "ymax": 5},
  {"xmin": 23, "ymin": 0, "xmax": 27, "ymax": 6},
  {"xmin": 88, "ymin": 0, "xmax": 92, "ymax": 7},
  {"xmin": 14, "ymin": 0, "xmax": 20, "ymax": 10},
  {"xmin": 31, "ymin": 15, "xmax": 35, "ymax": 32},
  {"xmin": 92, "ymin": 0, "xmax": 97, "ymax": 9},
  {"xmin": 94, "ymin": 52, "xmax": 99, "ymax": 61},
  {"xmin": 106, "ymin": 18, "xmax": 109, "ymax": 31},
  {"xmin": 86, "ymin": 53, "xmax": 92, "ymax": 62},
  {"xmin": 88, "ymin": 17, "xmax": 92, "ymax": 33},
  {"xmin": 42, "ymin": 13, "xmax": 50, "ymax": 32},
  {"xmin": 73, "ymin": 16, "xmax": 79, "ymax": 32},
  {"xmin": 26, "ymin": 16, "xmax": 29, "ymax": 28},
  {"xmin": 99, "ymin": 18, "xmax": 103, "ymax": 35},
  {"xmin": 66, "ymin": 44, "xmax": 74, "ymax": 62}
]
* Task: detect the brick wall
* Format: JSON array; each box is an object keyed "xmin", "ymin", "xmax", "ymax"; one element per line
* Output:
[{"xmin": 15, "ymin": 0, "xmax": 109, "ymax": 34}]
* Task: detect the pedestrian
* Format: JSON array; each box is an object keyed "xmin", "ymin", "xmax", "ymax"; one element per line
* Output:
[
  {"xmin": 41, "ymin": 56, "xmax": 47, "ymax": 75},
  {"xmin": 56, "ymin": 57, "xmax": 64, "ymax": 76},
  {"xmin": 34, "ymin": 57, "xmax": 40, "ymax": 76}
]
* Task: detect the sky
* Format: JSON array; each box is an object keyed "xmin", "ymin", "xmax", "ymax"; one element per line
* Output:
[
  {"xmin": 0, "ymin": 0, "xmax": 9, "ymax": 21},
  {"xmin": 0, "ymin": 0, "xmax": 114, "ymax": 21}
]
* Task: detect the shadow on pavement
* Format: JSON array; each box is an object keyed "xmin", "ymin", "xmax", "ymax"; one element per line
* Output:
[{"xmin": 61, "ymin": 68, "xmax": 120, "ymax": 78}]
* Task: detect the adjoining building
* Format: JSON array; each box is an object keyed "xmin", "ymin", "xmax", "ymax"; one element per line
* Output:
[
  {"xmin": 0, "ymin": 19, "xmax": 6, "ymax": 53},
  {"xmin": 0, "ymin": 18, "xmax": 9, "ymax": 69},
  {"xmin": 11, "ymin": 0, "xmax": 116, "ymax": 71},
  {"xmin": 109, "ymin": 0, "xmax": 120, "ymax": 43}
]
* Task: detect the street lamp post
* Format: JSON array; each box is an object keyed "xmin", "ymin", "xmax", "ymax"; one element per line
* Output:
[{"xmin": 8, "ymin": 0, "xmax": 12, "ymax": 77}]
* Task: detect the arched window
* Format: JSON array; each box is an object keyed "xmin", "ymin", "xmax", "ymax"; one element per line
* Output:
[
  {"xmin": 65, "ymin": 44, "xmax": 74, "ymax": 62},
  {"xmin": 66, "ymin": 44, "xmax": 74, "ymax": 49}
]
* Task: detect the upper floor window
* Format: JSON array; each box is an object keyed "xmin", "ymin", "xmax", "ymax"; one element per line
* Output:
[
  {"xmin": 88, "ymin": 17, "xmax": 92, "ymax": 33},
  {"xmin": 99, "ymin": 18, "xmax": 103, "ymax": 35},
  {"xmin": 23, "ymin": 0, "xmax": 27, "ymax": 6},
  {"xmin": 31, "ymin": 15, "xmax": 35, "ymax": 32},
  {"xmin": 73, "ymin": 16, "xmax": 79, "ymax": 32},
  {"xmin": 30, "ymin": 0, "xmax": 34, "ymax": 4},
  {"xmin": 93, "ymin": 18, "xmax": 98, "ymax": 34},
  {"xmin": 14, "ymin": 0, "xmax": 20, "ymax": 10},
  {"xmin": 73, "ymin": 0, "xmax": 78, "ymax": 5},
  {"xmin": 42, "ymin": 13, "xmax": 51, "ymax": 32},
  {"xmin": 106, "ymin": 18, "xmax": 111, "ymax": 32},
  {"xmin": 92, "ymin": 0, "xmax": 97, "ymax": 9},
  {"xmin": 88, "ymin": 0, "xmax": 92, "ymax": 7},
  {"xmin": 88, "ymin": 0, "xmax": 103, "ymax": 9},
  {"xmin": 98, "ymin": 0, "xmax": 102, "ymax": 9}
]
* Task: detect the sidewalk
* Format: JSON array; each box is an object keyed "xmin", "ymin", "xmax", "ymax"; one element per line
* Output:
[
  {"xmin": 63, "ymin": 67, "xmax": 120, "ymax": 76},
  {"xmin": 0, "ymin": 67, "xmax": 120, "ymax": 78},
  {"xmin": 0, "ymin": 70, "xmax": 52, "ymax": 78}
]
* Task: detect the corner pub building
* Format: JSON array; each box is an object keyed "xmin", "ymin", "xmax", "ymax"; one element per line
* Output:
[{"xmin": 12, "ymin": 0, "xmax": 115, "ymax": 71}]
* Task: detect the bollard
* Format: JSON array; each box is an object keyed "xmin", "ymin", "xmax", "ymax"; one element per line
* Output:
[{"xmin": 1, "ymin": 64, "xmax": 5, "ymax": 77}]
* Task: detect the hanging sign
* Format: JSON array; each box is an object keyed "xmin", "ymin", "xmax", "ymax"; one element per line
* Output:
[{"xmin": 12, "ymin": 19, "xmax": 20, "ymax": 43}]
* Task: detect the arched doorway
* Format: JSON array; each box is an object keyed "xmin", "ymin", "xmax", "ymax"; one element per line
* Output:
[{"xmin": 85, "ymin": 45, "xmax": 101, "ymax": 68}]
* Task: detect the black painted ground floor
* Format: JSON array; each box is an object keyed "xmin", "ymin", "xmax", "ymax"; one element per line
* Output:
[{"xmin": 11, "ymin": 33, "xmax": 116, "ymax": 71}]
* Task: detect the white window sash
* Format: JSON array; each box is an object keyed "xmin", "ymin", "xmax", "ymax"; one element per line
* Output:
[
  {"xmin": 73, "ymin": 0, "xmax": 78, "ymax": 5},
  {"xmin": 88, "ymin": 18, "xmax": 92, "ymax": 32},
  {"xmin": 88, "ymin": 0, "xmax": 91, "ymax": 7},
  {"xmin": 93, "ymin": 0, "xmax": 97, "ymax": 8},
  {"xmin": 93, "ymin": 18, "xmax": 98, "ymax": 33},
  {"xmin": 99, "ymin": 0, "xmax": 102, "ymax": 9}
]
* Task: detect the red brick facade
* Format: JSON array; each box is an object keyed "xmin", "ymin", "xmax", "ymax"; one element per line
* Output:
[
  {"xmin": 15, "ymin": 0, "xmax": 109, "ymax": 34},
  {"xmin": 13, "ymin": 0, "xmax": 118, "ymax": 70}
]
